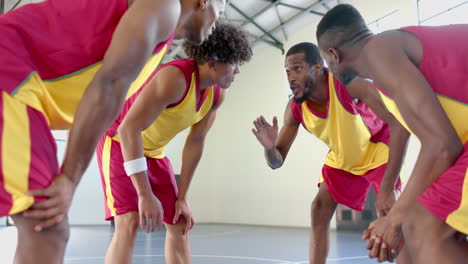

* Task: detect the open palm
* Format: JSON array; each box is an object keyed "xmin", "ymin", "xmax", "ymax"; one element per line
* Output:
[{"xmin": 252, "ymin": 115, "xmax": 279, "ymax": 149}]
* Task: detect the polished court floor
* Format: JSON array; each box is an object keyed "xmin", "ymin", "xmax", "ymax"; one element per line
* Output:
[{"xmin": 0, "ymin": 223, "xmax": 392, "ymax": 264}]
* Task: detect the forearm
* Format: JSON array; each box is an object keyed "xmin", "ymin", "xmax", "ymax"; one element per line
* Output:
[
  {"xmin": 61, "ymin": 75, "xmax": 129, "ymax": 184},
  {"xmin": 391, "ymin": 141, "xmax": 462, "ymax": 214},
  {"xmin": 118, "ymin": 124, "xmax": 153, "ymax": 196},
  {"xmin": 129, "ymin": 172, "xmax": 153, "ymax": 196},
  {"xmin": 178, "ymin": 139, "xmax": 204, "ymax": 200},
  {"xmin": 265, "ymin": 147, "xmax": 284, "ymax": 169},
  {"xmin": 380, "ymin": 124, "xmax": 410, "ymax": 192}
]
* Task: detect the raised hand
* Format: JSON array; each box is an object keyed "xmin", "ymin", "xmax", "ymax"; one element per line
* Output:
[{"xmin": 252, "ymin": 115, "xmax": 279, "ymax": 149}]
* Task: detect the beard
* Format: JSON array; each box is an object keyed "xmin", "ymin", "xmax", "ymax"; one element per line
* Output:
[
  {"xmin": 293, "ymin": 76, "xmax": 315, "ymax": 104},
  {"xmin": 294, "ymin": 93, "xmax": 309, "ymax": 104}
]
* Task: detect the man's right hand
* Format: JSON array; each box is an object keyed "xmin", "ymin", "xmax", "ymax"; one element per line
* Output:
[
  {"xmin": 138, "ymin": 193, "xmax": 164, "ymax": 233},
  {"xmin": 252, "ymin": 115, "xmax": 279, "ymax": 150}
]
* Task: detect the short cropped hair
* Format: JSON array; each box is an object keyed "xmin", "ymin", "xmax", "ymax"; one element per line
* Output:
[
  {"xmin": 286, "ymin": 42, "xmax": 323, "ymax": 66},
  {"xmin": 316, "ymin": 4, "xmax": 367, "ymax": 47}
]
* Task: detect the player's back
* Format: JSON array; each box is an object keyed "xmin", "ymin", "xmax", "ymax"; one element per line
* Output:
[{"xmin": 0, "ymin": 0, "xmax": 128, "ymax": 85}]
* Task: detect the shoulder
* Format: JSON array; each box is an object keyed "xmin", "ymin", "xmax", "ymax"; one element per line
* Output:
[
  {"xmin": 286, "ymin": 99, "xmax": 302, "ymax": 125},
  {"xmin": 148, "ymin": 65, "xmax": 186, "ymax": 101}
]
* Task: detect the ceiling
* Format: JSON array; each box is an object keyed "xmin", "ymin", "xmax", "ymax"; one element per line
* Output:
[
  {"xmin": 166, "ymin": 0, "xmax": 343, "ymax": 61},
  {"xmin": 0, "ymin": 0, "xmax": 343, "ymax": 60}
]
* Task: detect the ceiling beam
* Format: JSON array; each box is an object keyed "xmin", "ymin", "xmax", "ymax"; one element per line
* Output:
[
  {"xmin": 229, "ymin": 2, "xmax": 284, "ymax": 53},
  {"xmin": 240, "ymin": 0, "xmax": 281, "ymax": 27},
  {"xmin": 310, "ymin": 10, "xmax": 326, "ymax": 16},
  {"xmin": 277, "ymin": 3, "xmax": 305, "ymax": 11},
  {"xmin": 10, "ymin": 0, "xmax": 23, "ymax": 11},
  {"xmin": 254, "ymin": 0, "xmax": 326, "ymax": 49}
]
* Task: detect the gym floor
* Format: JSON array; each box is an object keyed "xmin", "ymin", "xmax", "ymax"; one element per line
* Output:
[{"xmin": 0, "ymin": 223, "xmax": 391, "ymax": 264}]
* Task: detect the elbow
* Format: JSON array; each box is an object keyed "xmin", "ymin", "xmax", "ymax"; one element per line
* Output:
[
  {"xmin": 269, "ymin": 162, "xmax": 283, "ymax": 170},
  {"xmin": 425, "ymin": 137, "xmax": 463, "ymax": 164},
  {"xmin": 117, "ymin": 122, "xmax": 137, "ymax": 143},
  {"xmin": 94, "ymin": 70, "xmax": 134, "ymax": 110},
  {"xmin": 444, "ymin": 139, "xmax": 464, "ymax": 162}
]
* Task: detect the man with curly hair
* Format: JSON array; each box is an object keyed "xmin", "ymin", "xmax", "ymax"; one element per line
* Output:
[
  {"xmin": 1, "ymin": 0, "xmax": 225, "ymax": 262},
  {"xmin": 96, "ymin": 23, "xmax": 252, "ymax": 264}
]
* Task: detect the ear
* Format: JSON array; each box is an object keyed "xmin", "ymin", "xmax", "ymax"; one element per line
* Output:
[
  {"xmin": 199, "ymin": 0, "xmax": 208, "ymax": 10},
  {"xmin": 207, "ymin": 59, "xmax": 216, "ymax": 70},
  {"xmin": 328, "ymin": 48, "xmax": 342, "ymax": 64},
  {"xmin": 313, "ymin": 63, "xmax": 323, "ymax": 75}
]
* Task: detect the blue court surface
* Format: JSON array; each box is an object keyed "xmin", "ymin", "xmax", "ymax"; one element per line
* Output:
[{"xmin": 0, "ymin": 223, "xmax": 394, "ymax": 264}]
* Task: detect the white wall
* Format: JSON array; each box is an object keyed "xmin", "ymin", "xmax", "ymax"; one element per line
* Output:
[
  {"xmin": 187, "ymin": 0, "xmax": 421, "ymax": 228},
  {"xmin": 2, "ymin": 0, "xmax": 426, "ymax": 227}
]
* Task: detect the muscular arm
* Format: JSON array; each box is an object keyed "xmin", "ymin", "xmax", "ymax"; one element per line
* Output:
[
  {"xmin": 253, "ymin": 101, "xmax": 300, "ymax": 169},
  {"xmin": 178, "ymin": 90, "xmax": 226, "ymax": 200},
  {"xmin": 118, "ymin": 66, "xmax": 186, "ymax": 196},
  {"xmin": 347, "ymin": 78, "xmax": 410, "ymax": 194},
  {"xmin": 62, "ymin": 0, "xmax": 180, "ymax": 184},
  {"xmin": 365, "ymin": 32, "xmax": 463, "ymax": 217}
]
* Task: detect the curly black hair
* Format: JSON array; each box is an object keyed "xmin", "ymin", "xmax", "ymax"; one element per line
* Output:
[{"xmin": 183, "ymin": 23, "xmax": 253, "ymax": 64}]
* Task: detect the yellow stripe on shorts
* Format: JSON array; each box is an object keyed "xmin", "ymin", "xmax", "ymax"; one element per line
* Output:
[
  {"xmin": 2, "ymin": 92, "xmax": 34, "ymax": 215},
  {"xmin": 446, "ymin": 168, "xmax": 468, "ymax": 234},
  {"xmin": 102, "ymin": 136, "xmax": 117, "ymax": 216}
]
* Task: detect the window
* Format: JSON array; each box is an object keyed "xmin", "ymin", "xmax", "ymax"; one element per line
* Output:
[
  {"xmin": 417, "ymin": 0, "xmax": 468, "ymax": 25},
  {"xmin": 367, "ymin": 10, "xmax": 403, "ymax": 33}
]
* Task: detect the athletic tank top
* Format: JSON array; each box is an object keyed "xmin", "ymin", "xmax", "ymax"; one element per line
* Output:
[
  {"xmin": 291, "ymin": 70, "xmax": 390, "ymax": 175},
  {"xmin": 377, "ymin": 25, "xmax": 468, "ymax": 143},
  {"xmin": 108, "ymin": 58, "xmax": 221, "ymax": 158},
  {"xmin": 1, "ymin": 0, "xmax": 174, "ymax": 129}
]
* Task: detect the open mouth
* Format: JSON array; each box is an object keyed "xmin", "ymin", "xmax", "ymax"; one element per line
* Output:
[{"xmin": 290, "ymin": 86, "xmax": 300, "ymax": 95}]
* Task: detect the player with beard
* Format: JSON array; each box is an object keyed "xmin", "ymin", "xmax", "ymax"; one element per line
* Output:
[
  {"xmin": 316, "ymin": 4, "xmax": 468, "ymax": 263},
  {"xmin": 252, "ymin": 42, "xmax": 411, "ymax": 264}
]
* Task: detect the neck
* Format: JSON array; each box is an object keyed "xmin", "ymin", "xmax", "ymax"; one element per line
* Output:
[
  {"xmin": 175, "ymin": 0, "xmax": 193, "ymax": 39},
  {"xmin": 346, "ymin": 33, "xmax": 374, "ymax": 79},
  {"xmin": 307, "ymin": 71, "xmax": 329, "ymax": 105},
  {"xmin": 197, "ymin": 63, "xmax": 216, "ymax": 90}
]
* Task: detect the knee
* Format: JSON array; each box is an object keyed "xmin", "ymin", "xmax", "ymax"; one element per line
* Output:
[
  {"xmin": 35, "ymin": 217, "xmax": 70, "ymax": 249},
  {"xmin": 310, "ymin": 197, "xmax": 334, "ymax": 230},
  {"xmin": 14, "ymin": 214, "xmax": 70, "ymax": 246},
  {"xmin": 402, "ymin": 205, "xmax": 447, "ymax": 248},
  {"xmin": 114, "ymin": 213, "xmax": 139, "ymax": 237},
  {"xmin": 166, "ymin": 221, "xmax": 189, "ymax": 241}
]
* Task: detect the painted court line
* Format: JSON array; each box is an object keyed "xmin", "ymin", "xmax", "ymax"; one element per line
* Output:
[
  {"xmin": 66, "ymin": 254, "xmax": 295, "ymax": 263},
  {"xmin": 289, "ymin": 255, "xmax": 370, "ymax": 264}
]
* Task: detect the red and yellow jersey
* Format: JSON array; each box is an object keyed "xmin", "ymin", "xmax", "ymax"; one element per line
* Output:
[
  {"xmin": 108, "ymin": 58, "xmax": 221, "ymax": 158},
  {"xmin": 378, "ymin": 25, "xmax": 468, "ymax": 144},
  {"xmin": 1, "ymin": 0, "xmax": 173, "ymax": 129},
  {"xmin": 291, "ymin": 70, "xmax": 390, "ymax": 175}
]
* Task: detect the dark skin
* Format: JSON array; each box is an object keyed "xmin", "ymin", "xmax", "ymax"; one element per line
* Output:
[
  {"xmin": 109, "ymin": 59, "xmax": 234, "ymax": 264},
  {"xmin": 319, "ymin": 28, "xmax": 465, "ymax": 263},
  {"xmin": 24, "ymin": 0, "xmax": 225, "ymax": 232},
  {"xmin": 252, "ymin": 52, "xmax": 410, "ymax": 264}
]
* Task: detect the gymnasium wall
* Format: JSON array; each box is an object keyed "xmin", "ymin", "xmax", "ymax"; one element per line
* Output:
[
  {"xmin": 188, "ymin": 0, "xmax": 421, "ymax": 228},
  {"xmin": 0, "ymin": 0, "xmax": 425, "ymax": 227}
]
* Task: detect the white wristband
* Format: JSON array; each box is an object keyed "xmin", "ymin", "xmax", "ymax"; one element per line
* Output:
[{"xmin": 124, "ymin": 157, "xmax": 147, "ymax": 177}]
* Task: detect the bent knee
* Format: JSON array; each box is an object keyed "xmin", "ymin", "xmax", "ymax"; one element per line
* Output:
[
  {"xmin": 311, "ymin": 198, "xmax": 336, "ymax": 229},
  {"xmin": 114, "ymin": 212, "xmax": 139, "ymax": 235},
  {"xmin": 403, "ymin": 203, "xmax": 456, "ymax": 246},
  {"xmin": 166, "ymin": 221, "xmax": 190, "ymax": 240}
]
